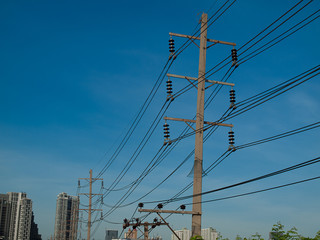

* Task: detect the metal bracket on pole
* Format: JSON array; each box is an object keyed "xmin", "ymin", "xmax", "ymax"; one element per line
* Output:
[
  {"xmin": 164, "ymin": 116, "xmax": 233, "ymax": 128},
  {"xmin": 167, "ymin": 73, "xmax": 235, "ymax": 87},
  {"xmin": 169, "ymin": 32, "xmax": 236, "ymax": 46}
]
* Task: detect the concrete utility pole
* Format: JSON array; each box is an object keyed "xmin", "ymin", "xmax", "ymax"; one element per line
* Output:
[
  {"xmin": 192, "ymin": 12, "xmax": 208, "ymax": 236},
  {"xmin": 166, "ymin": 13, "xmax": 236, "ymax": 237},
  {"xmin": 79, "ymin": 169, "xmax": 103, "ymax": 240}
]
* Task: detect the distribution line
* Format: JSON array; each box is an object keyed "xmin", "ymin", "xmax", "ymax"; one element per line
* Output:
[
  {"xmin": 184, "ymin": 175, "xmax": 320, "ymax": 205},
  {"xmin": 142, "ymin": 156, "xmax": 320, "ymax": 204}
]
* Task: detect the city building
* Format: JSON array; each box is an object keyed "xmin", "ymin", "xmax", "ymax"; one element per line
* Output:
[
  {"xmin": 105, "ymin": 230, "xmax": 118, "ymax": 240},
  {"xmin": 0, "ymin": 194, "xmax": 11, "ymax": 240},
  {"xmin": 30, "ymin": 212, "xmax": 41, "ymax": 240},
  {"xmin": 201, "ymin": 227, "xmax": 218, "ymax": 240},
  {"xmin": 54, "ymin": 193, "xmax": 79, "ymax": 240},
  {"xmin": 0, "ymin": 192, "xmax": 34, "ymax": 240},
  {"xmin": 172, "ymin": 227, "xmax": 218, "ymax": 240},
  {"xmin": 172, "ymin": 228, "xmax": 191, "ymax": 240}
]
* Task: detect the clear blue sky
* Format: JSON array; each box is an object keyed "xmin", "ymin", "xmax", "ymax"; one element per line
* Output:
[{"xmin": 0, "ymin": 0, "xmax": 319, "ymax": 240}]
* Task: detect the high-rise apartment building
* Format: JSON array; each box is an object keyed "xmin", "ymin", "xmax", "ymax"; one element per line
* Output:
[
  {"xmin": 54, "ymin": 193, "xmax": 79, "ymax": 240},
  {"xmin": 172, "ymin": 228, "xmax": 191, "ymax": 240},
  {"xmin": 0, "ymin": 192, "xmax": 34, "ymax": 240},
  {"xmin": 0, "ymin": 194, "xmax": 11, "ymax": 240},
  {"xmin": 172, "ymin": 227, "xmax": 218, "ymax": 240},
  {"xmin": 105, "ymin": 230, "xmax": 118, "ymax": 240},
  {"xmin": 201, "ymin": 227, "xmax": 218, "ymax": 240}
]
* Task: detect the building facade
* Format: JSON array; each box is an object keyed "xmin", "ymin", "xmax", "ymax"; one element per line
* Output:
[
  {"xmin": 172, "ymin": 227, "xmax": 218, "ymax": 240},
  {"xmin": 105, "ymin": 230, "xmax": 118, "ymax": 240},
  {"xmin": 54, "ymin": 193, "xmax": 79, "ymax": 240},
  {"xmin": 0, "ymin": 194, "xmax": 11, "ymax": 240},
  {"xmin": 0, "ymin": 192, "xmax": 35, "ymax": 240},
  {"xmin": 172, "ymin": 228, "xmax": 191, "ymax": 240},
  {"xmin": 201, "ymin": 227, "xmax": 218, "ymax": 240}
]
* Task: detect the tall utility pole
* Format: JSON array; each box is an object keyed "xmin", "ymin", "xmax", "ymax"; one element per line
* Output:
[
  {"xmin": 166, "ymin": 13, "xmax": 236, "ymax": 237},
  {"xmin": 192, "ymin": 13, "xmax": 208, "ymax": 236},
  {"xmin": 79, "ymin": 169, "xmax": 103, "ymax": 240}
]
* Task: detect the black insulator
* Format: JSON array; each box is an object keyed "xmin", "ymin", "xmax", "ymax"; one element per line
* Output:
[
  {"xmin": 180, "ymin": 204, "xmax": 186, "ymax": 210},
  {"xmin": 152, "ymin": 224, "xmax": 156, "ymax": 228},
  {"xmin": 157, "ymin": 203, "xmax": 163, "ymax": 209},
  {"xmin": 153, "ymin": 218, "xmax": 158, "ymax": 223},
  {"xmin": 138, "ymin": 202, "xmax": 144, "ymax": 208},
  {"xmin": 123, "ymin": 225, "xmax": 126, "ymax": 229},
  {"xmin": 229, "ymin": 131, "xmax": 235, "ymax": 145},
  {"xmin": 169, "ymin": 39, "xmax": 175, "ymax": 53},
  {"xmin": 136, "ymin": 218, "xmax": 139, "ymax": 222},
  {"xmin": 230, "ymin": 89, "xmax": 236, "ymax": 103},
  {"xmin": 231, "ymin": 49, "xmax": 238, "ymax": 61},
  {"xmin": 167, "ymin": 79, "xmax": 173, "ymax": 95},
  {"xmin": 164, "ymin": 123, "xmax": 170, "ymax": 139},
  {"xmin": 133, "ymin": 225, "xmax": 137, "ymax": 229}
]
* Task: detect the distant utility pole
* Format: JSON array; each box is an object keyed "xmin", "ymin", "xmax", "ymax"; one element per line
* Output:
[
  {"xmin": 123, "ymin": 214, "xmax": 173, "ymax": 240},
  {"xmin": 78, "ymin": 169, "xmax": 103, "ymax": 240},
  {"xmin": 166, "ymin": 13, "xmax": 236, "ymax": 237}
]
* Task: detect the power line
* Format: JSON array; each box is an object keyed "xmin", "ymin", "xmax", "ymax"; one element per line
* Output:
[
  {"xmin": 142, "ymin": 156, "xmax": 320, "ymax": 204},
  {"xmin": 184, "ymin": 175, "xmax": 320, "ymax": 205}
]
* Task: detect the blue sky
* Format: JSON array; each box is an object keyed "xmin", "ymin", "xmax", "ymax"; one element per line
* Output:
[{"xmin": 0, "ymin": 0, "xmax": 319, "ymax": 240}]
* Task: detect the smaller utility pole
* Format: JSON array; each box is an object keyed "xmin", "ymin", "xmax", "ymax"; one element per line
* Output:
[
  {"xmin": 123, "ymin": 218, "xmax": 167, "ymax": 240},
  {"xmin": 78, "ymin": 169, "xmax": 103, "ymax": 240}
]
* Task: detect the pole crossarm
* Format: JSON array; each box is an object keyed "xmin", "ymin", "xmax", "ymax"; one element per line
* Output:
[
  {"xmin": 169, "ymin": 32, "xmax": 236, "ymax": 46},
  {"xmin": 138, "ymin": 209, "xmax": 201, "ymax": 215},
  {"xmin": 125, "ymin": 222, "xmax": 167, "ymax": 227},
  {"xmin": 79, "ymin": 209, "xmax": 102, "ymax": 211},
  {"xmin": 78, "ymin": 178, "xmax": 103, "ymax": 180},
  {"xmin": 167, "ymin": 73, "xmax": 235, "ymax": 87},
  {"xmin": 164, "ymin": 116, "xmax": 233, "ymax": 128},
  {"xmin": 78, "ymin": 193, "xmax": 103, "ymax": 196}
]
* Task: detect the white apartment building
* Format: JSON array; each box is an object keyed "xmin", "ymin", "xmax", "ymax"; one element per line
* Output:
[{"xmin": 172, "ymin": 227, "xmax": 218, "ymax": 240}]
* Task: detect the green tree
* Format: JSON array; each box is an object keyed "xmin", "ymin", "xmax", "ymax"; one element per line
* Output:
[
  {"xmin": 252, "ymin": 232, "xmax": 264, "ymax": 240},
  {"xmin": 190, "ymin": 235, "xmax": 204, "ymax": 240},
  {"xmin": 270, "ymin": 222, "xmax": 300, "ymax": 240},
  {"xmin": 217, "ymin": 232, "xmax": 229, "ymax": 240},
  {"xmin": 236, "ymin": 234, "xmax": 243, "ymax": 240}
]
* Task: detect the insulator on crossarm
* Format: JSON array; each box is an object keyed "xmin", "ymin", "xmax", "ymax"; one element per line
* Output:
[
  {"xmin": 163, "ymin": 121, "xmax": 170, "ymax": 143},
  {"xmin": 100, "ymin": 212, "xmax": 103, "ymax": 220},
  {"xmin": 169, "ymin": 37, "xmax": 175, "ymax": 54},
  {"xmin": 231, "ymin": 48, "xmax": 238, "ymax": 65},
  {"xmin": 166, "ymin": 78, "xmax": 173, "ymax": 95},
  {"xmin": 228, "ymin": 130, "xmax": 235, "ymax": 150},
  {"xmin": 229, "ymin": 89, "xmax": 236, "ymax": 109}
]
